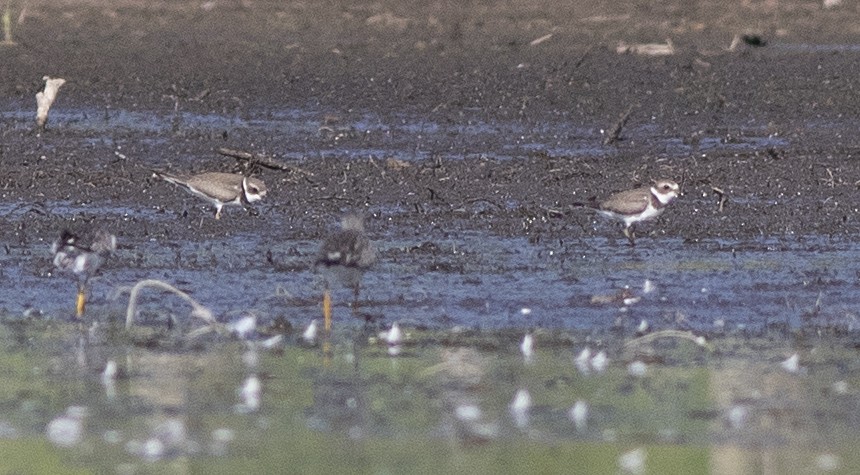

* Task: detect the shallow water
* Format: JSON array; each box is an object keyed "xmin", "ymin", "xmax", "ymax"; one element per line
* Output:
[
  {"xmin": 6, "ymin": 221, "xmax": 860, "ymax": 336},
  {"xmin": 0, "ymin": 321, "xmax": 858, "ymax": 474},
  {"xmin": 4, "ymin": 78, "xmax": 860, "ymax": 473}
]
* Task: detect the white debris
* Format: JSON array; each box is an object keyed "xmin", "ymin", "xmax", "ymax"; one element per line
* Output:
[
  {"xmin": 102, "ymin": 360, "xmax": 118, "ymax": 399},
  {"xmin": 568, "ymin": 400, "xmax": 588, "ymax": 431},
  {"xmin": 831, "ymin": 380, "xmax": 849, "ymax": 395},
  {"xmin": 591, "ymin": 351, "xmax": 609, "ymax": 374},
  {"xmin": 101, "ymin": 360, "xmax": 117, "ymax": 384},
  {"xmin": 302, "ymin": 319, "xmax": 318, "ymax": 344},
  {"xmin": 520, "ymin": 333, "xmax": 534, "ymax": 361},
  {"xmin": 383, "ymin": 322, "xmax": 403, "ymax": 346},
  {"xmin": 260, "ymin": 334, "xmax": 283, "ymax": 349},
  {"xmin": 636, "ymin": 319, "xmax": 649, "ymax": 334},
  {"xmin": 726, "ymin": 405, "xmax": 749, "ymax": 429},
  {"xmin": 529, "ymin": 33, "xmax": 553, "ymax": 46},
  {"xmin": 454, "ymin": 404, "xmax": 482, "ymax": 422},
  {"xmin": 228, "ymin": 314, "xmax": 257, "ymax": 339},
  {"xmin": 235, "ymin": 375, "xmax": 261, "ymax": 412},
  {"xmin": 816, "ymin": 453, "xmax": 841, "ymax": 471},
  {"xmin": 210, "ymin": 428, "xmax": 235, "ymax": 457},
  {"xmin": 627, "ymin": 360, "xmax": 647, "ymax": 377},
  {"xmin": 780, "ymin": 353, "xmax": 800, "ymax": 373},
  {"xmin": 46, "ymin": 406, "xmax": 87, "ymax": 448},
  {"xmin": 509, "ymin": 389, "xmax": 532, "ymax": 428},
  {"xmin": 35, "ymin": 76, "xmax": 66, "ymax": 129},
  {"xmin": 141, "ymin": 438, "xmax": 165, "ymax": 462},
  {"xmin": 242, "ymin": 349, "xmax": 259, "ymax": 368},
  {"xmin": 617, "ymin": 39, "xmax": 674, "ymax": 56},
  {"xmin": 574, "ymin": 347, "xmax": 592, "ymax": 374},
  {"xmin": 382, "ymin": 322, "xmax": 403, "ymax": 356},
  {"xmin": 642, "ymin": 279, "xmax": 656, "ymax": 294},
  {"xmin": 618, "ymin": 447, "xmax": 646, "ymax": 474}
]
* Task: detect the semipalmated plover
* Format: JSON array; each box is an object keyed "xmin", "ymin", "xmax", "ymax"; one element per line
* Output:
[
  {"xmin": 315, "ymin": 214, "xmax": 377, "ymax": 333},
  {"xmin": 595, "ymin": 179, "xmax": 680, "ymax": 245},
  {"xmin": 51, "ymin": 228, "xmax": 117, "ymax": 318},
  {"xmin": 153, "ymin": 171, "xmax": 267, "ymax": 219}
]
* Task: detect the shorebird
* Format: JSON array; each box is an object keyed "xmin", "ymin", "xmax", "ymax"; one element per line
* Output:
[
  {"xmin": 315, "ymin": 214, "xmax": 377, "ymax": 333},
  {"xmin": 51, "ymin": 228, "xmax": 117, "ymax": 318},
  {"xmin": 153, "ymin": 171, "xmax": 267, "ymax": 219},
  {"xmin": 594, "ymin": 179, "xmax": 680, "ymax": 245}
]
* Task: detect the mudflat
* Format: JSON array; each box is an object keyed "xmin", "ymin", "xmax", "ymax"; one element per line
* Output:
[{"xmin": 1, "ymin": 0, "xmax": 860, "ymax": 327}]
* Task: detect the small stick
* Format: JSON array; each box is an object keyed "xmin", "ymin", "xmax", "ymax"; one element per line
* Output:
[
  {"xmin": 123, "ymin": 278, "xmax": 220, "ymax": 332},
  {"xmin": 623, "ymin": 330, "xmax": 712, "ymax": 351},
  {"xmin": 603, "ymin": 105, "xmax": 634, "ymax": 145},
  {"xmin": 2, "ymin": 1, "xmax": 15, "ymax": 45},
  {"xmin": 712, "ymin": 186, "xmax": 728, "ymax": 212},
  {"xmin": 217, "ymin": 147, "xmax": 315, "ymax": 177}
]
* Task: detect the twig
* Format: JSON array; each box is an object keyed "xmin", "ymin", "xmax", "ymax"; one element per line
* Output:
[
  {"xmin": 572, "ymin": 46, "xmax": 593, "ymax": 69},
  {"xmin": 1, "ymin": 1, "xmax": 15, "ymax": 46},
  {"xmin": 603, "ymin": 105, "xmax": 635, "ymax": 146},
  {"xmin": 623, "ymin": 330, "xmax": 712, "ymax": 351},
  {"xmin": 217, "ymin": 147, "xmax": 315, "ymax": 177},
  {"xmin": 123, "ymin": 279, "xmax": 222, "ymax": 333},
  {"xmin": 712, "ymin": 187, "xmax": 728, "ymax": 212}
]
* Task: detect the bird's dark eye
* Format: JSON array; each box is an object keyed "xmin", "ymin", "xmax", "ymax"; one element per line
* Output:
[
  {"xmin": 663, "ymin": 185, "xmax": 671, "ymax": 190},
  {"xmin": 249, "ymin": 187, "xmax": 258, "ymax": 193}
]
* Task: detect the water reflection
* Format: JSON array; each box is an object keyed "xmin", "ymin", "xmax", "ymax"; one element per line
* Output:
[{"xmin": 0, "ymin": 322, "xmax": 858, "ymax": 472}]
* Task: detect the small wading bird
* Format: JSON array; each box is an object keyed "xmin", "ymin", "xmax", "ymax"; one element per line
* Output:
[
  {"xmin": 51, "ymin": 228, "xmax": 117, "ymax": 318},
  {"xmin": 592, "ymin": 179, "xmax": 681, "ymax": 246},
  {"xmin": 153, "ymin": 171, "xmax": 267, "ymax": 219},
  {"xmin": 315, "ymin": 214, "xmax": 377, "ymax": 333}
]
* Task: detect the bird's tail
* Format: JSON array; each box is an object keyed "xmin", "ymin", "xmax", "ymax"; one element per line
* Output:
[
  {"xmin": 151, "ymin": 170, "xmax": 188, "ymax": 187},
  {"xmin": 571, "ymin": 197, "xmax": 600, "ymax": 210}
]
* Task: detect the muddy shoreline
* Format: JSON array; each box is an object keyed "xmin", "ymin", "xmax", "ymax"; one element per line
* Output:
[{"xmin": 2, "ymin": 1, "xmax": 860, "ymax": 328}]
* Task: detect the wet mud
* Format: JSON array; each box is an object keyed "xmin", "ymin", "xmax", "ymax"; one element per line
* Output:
[{"xmin": 2, "ymin": 0, "xmax": 860, "ymax": 334}]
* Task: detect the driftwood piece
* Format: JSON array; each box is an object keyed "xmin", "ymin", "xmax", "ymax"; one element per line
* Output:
[
  {"xmin": 217, "ymin": 147, "xmax": 315, "ymax": 177},
  {"xmin": 603, "ymin": 105, "xmax": 635, "ymax": 146}
]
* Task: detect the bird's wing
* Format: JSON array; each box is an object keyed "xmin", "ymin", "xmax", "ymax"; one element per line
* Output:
[
  {"xmin": 599, "ymin": 188, "xmax": 650, "ymax": 215},
  {"xmin": 186, "ymin": 173, "xmax": 243, "ymax": 202}
]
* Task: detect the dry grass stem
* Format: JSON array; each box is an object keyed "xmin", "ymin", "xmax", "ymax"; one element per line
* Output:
[{"xmin": 124, "ymin": 279, "xmax": 220, "ymax": 333}]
